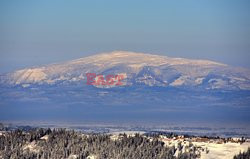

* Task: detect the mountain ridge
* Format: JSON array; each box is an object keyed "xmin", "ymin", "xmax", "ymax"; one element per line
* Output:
[{"xmin": 1, "ymin": 51, "xmax": 250, "ymax": 90}]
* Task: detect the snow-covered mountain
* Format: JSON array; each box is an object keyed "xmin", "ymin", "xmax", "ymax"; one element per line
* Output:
[
  {"xmin": 1, "ymin": 51, "xmax": 250, "ymax": 90},
  {"xmin": 1, "ymin": 51, "xmax": 250, "ymax": 122}
]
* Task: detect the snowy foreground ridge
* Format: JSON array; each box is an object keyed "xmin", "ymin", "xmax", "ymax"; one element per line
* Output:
[
  {"xmin": 1, "ymin": 129, "xmax": 249, "ymax": 159},
  {"xmin": 1, "ymin": 51, "xmax": 250, "ymax": 90}
]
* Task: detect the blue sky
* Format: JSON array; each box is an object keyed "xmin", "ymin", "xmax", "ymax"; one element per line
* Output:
[{"xmin": 0, "ymin": 0, "xmax": 250, "ymax": 73}]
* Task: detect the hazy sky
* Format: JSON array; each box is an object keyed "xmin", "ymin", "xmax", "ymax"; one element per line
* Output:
[{"xmin": 0, "ymin": 0, "xmax": 250, "ymax": 73}]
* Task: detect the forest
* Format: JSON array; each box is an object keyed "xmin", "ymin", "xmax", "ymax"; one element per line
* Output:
[
  {"xmin": 0, "ymin": 127, "xmax": 199, "ymax": 159},
  {"xmin": 0, "ymin": 124, "xmax": 249, "ymax": 159}
]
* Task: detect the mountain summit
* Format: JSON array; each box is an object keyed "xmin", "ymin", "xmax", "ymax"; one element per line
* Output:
[{"xmin": 1, "ymin": 51, "xmax": 250, "ymax": 90}]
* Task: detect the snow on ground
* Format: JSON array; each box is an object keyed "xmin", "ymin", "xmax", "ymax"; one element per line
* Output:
[
  {"xmin": 23, "ymin": 141, "xmax": 40, "ymax": 153},
  {"xmin": 86, "ymin": 155, "xmax": 96, "ymax": 159},
  {"xmin": 40, "ymin": 135, "xmax": 49, "ymax": 141},
  {"xmin": 208, "ymin": 78, "xmax": 228, "ymax": 89},
  {"xmin": 195, "ymin": 141, "xmax": 250, "ymax": 159},
  {"xmin": 12, "ymin": 68, "xmax": 47, "ymax": 84},
  {"xmin": 170, "ymin": 76, "xmax": 187, "ymax": 86},
  {"xmin": 68, "ymin": 154, "xmax": 78, "ymax": 159},
  {"xmin": 159, "ymin": 136, "xmax": 250, "ymax": 159},
  {"xmin": 109, "ymin": 131, "xmax": 146, "ymax": 141}
]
